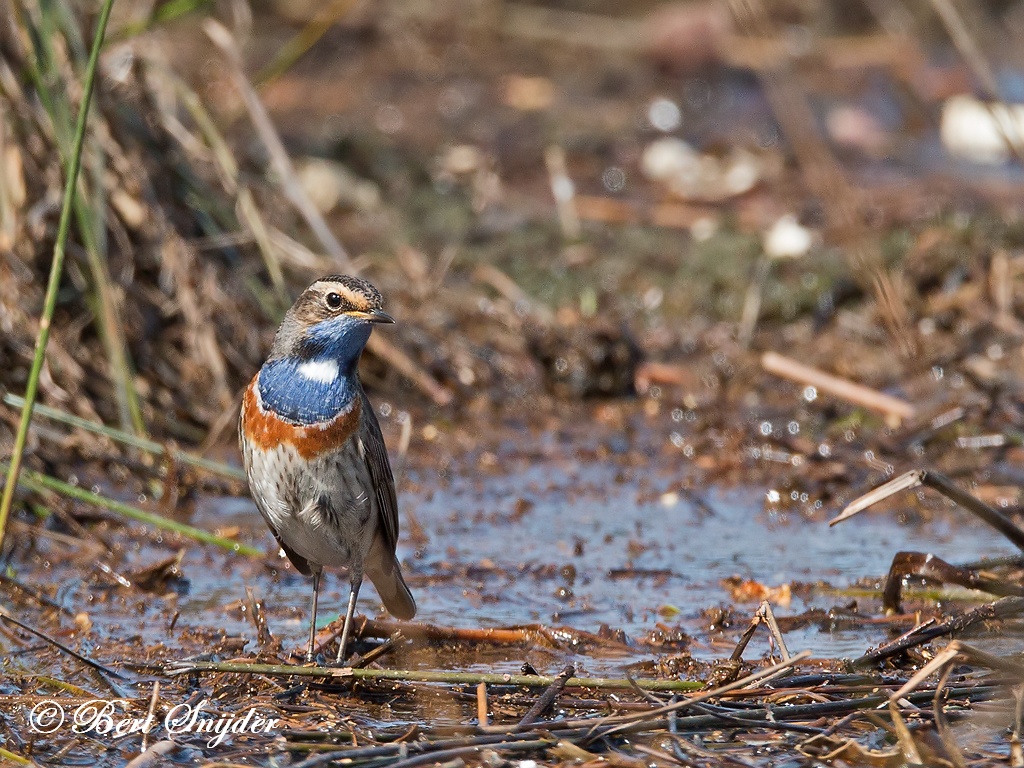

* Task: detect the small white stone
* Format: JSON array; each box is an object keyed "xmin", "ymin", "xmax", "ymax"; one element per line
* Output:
[
  {"xmin": 723, "ymin": 150, "xmax": 759, "ymax": 196},
  {"xmin": 689, "ymin": 216, "xmax": 719, "ymax": 242},
  {"xmin": 641, "ymin": 137, "xmax": 698, "ymax": 182},
  {"xmin": 941, "ymin": 94, "xmax": 1024, "ymax": 165},
  {"xmin": 440, "ymin": 144, "xmax": 484, "ymax": 175},
  {"xmin": 648, "ymin": 97, "xmax": 682, "ymax": 132},
  {"xmin": 763, "ymin": 214, "xmax": 812, "ymax": 259}
]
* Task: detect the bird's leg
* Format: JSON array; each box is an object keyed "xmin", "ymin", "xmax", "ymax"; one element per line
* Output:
[
  {"xmin": 306, "ymin": 570, "xmax": 322, "ymax": 663},
  {"xmin": 336, "ymin": 575, "xmax": 363, "ymax": 663}
]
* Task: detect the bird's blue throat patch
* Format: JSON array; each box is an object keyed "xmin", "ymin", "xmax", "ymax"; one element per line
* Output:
[
  {"xmin": 258, "ymin": 317, "xmax": 370, "ymax": 424},
  {"xmin": 257, "ymin": 358, "xmax": 358, "ymax": 424}
]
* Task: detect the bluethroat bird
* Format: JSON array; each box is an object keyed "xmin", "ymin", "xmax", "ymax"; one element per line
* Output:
[{"xmin": 239, "ymin": 275, "xmax": 416, "ymax": 663}]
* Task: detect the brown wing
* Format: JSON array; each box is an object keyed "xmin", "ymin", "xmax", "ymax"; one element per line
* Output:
[{"xmin": 359, "ymin": 389, "xmax": 399, "ymax": 552}]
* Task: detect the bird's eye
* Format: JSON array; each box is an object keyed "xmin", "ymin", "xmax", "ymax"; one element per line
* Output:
[{"xmin": 326, "ymin": 292, "xmax": 343, "ymax": 309}]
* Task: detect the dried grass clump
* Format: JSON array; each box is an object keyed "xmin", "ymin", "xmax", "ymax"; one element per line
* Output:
[{"xmin": 0, "ymin": 4, "xmax": 336, "ymax": 459}]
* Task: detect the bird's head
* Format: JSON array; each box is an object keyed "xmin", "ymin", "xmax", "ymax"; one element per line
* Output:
[{"xmin": 269, "ymin": 275, "xmax": 394, "ymax": 369}]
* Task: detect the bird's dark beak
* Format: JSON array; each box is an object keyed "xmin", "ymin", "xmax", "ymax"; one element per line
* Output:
[{"xmin": 353, "ymin": 309, "xmax": 396, "ymax": 324}]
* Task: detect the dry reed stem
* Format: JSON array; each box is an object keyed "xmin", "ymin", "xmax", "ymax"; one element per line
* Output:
[
  {"xmin": 7, "ymin": 462, "xmax": 262, "ymax": 555},
  {"xmin": 833, "ymin": 469, "xmax": 1024, "ymax": 551},
  {"xmin": 166, "ymin": 660, "xmax": 706, "ymax": 692},
  {"xmin": 728, "ymin": 0, "xmax": 918, "ymax": 357},
  {"xmin": 203, "ymin": 19, "xmax": 352, "ymax": 270},
  {"xmin": 855, "ymin": 596, "xmax": 1024, "ymax": 666},
  {"xmin": 476, "ymin": 682, "xmax": 488, "ymax": 726},
  {"xmin": 0, "ymin": 610, "xmax": 125, "ymax": 685},
  {"xmin": 544, "ymin": 145, "xmax": 580, "ymax": 240},
  {"xmin": 761, "ymin": 351, "xmax": 916, "ymax": 423},
  {"xmin": 366, "ymin": 334, "xmax": 454, "ymax": 407},
  {"xmin": 123, "ymin": 740, "xmax": 176, "ymax": 768}
]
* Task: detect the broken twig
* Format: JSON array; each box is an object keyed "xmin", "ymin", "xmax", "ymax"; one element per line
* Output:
[{"xmin": 762, "ymin": 352, "xmax": 915, "ymax": 424}]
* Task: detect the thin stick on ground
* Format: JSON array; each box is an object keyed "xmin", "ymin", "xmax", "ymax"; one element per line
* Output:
[
  {"xmin": 350, "ymin": 630, "xmax": 403, "ymax": 669},
  {"xmin": 476, "ymin": 682, "xmax": 488, "ymax": 726},
  {"xmin": 738, "ymin": 255, "xmax": 771, "ymax": 348},
  {"xmin": 313, "ymin": 615, "xmax": 633, "ymax": 658},
  {"xmin": 761, "ymin": 352, "xmax": 916, "ymax": 423},
  {"xmin": 888, "ymin": 642, "xmax": 962, "ymax": 704},
  {"xmin": 245, "ymin": 587, "xmax": 273, "ymax": 648},
  {"xmin": 164, "ymin": 659, "xmax": 706, "ymax": 691},
  {"xmin": 1012, "ymin": 683, "xmax": 1024, "ymax": 768},
  {"xmin": 140, "ymin": 682, "xmax": 160, "ymax": 754},
  {"xmin": 932, "ymin": 659, "xmax": 967, "ymax": 768},
  {"xmin": 888, "ymin": 699, "xmax": 924, "ymax": 765},
  {"xmin": 590, "ymin": 651, "xmax": 811, "ymax": 739},
  {"xmin": 545, "ymin": 145, "xmax": 581, "ymax": 240},
  {"xmin": 0, "ymin": 610, "xmax": 125, "ymax": 683},
  {"xmin": 731, "ymin": 600, "xmax": 791, "ymax": 664},
  {"xmin": 0, "ymin": 0, "xmax": 117, "ymax": 553},
  {"xmin": 0, "ymin": 572, "xmax": 73, "ymax": 615},
  {"xmin": 0, "ymin": 747, "xmax": 34, "ymax": 766},
  {"xmin": 832, "ymin": 469, "xmax": 1024, "ymax": 551},
  {"xmin": 855, "ymin": 596, "xmax": 1024, "ymax": 666},
  {"xmin": 123, "ymin": 740, "xmax": 177, "ymax": 768},
  {"xmin": 473, "ymin": 264, "xmax": 556, "ymax": 324},
  {"xmin": 518, "ymin": 664, "xmax": 575, "ymax": 726}
]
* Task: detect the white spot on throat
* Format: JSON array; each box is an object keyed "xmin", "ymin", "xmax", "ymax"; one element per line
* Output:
[{"xmin": 297, "ymin": 359, "xmax": 340, "ymax": 384}]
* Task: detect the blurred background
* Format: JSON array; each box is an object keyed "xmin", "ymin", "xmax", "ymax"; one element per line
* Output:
[
  {"xmin": 7, "ymin": 0, "xmax": 1024, "ymax": 444},
  {"xmin": 6, "ymin": 0, "xmax": 1024, "ymax": 761},
  {"xmin": 4, "ymin": 0, "xmax": 1024, "ymax": 744}
]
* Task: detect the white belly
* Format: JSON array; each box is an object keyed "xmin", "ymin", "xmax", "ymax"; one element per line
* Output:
[{"xmin": 242, "ymin": 438, "xmax": 378, "ymax": 571}]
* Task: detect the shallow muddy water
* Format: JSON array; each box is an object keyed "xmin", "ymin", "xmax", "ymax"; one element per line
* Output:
[
  {"xmin": 166, "ymin": 451, "xmax": 1016, "ymax": 676},
  {"xmin": 5, "ymin": 421, "xmax": 1021, "ymax": 764}
]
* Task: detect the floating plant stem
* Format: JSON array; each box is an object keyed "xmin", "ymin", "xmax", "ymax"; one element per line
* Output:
[
  {"xmin": 165, "ymin": 660, "xmax": 707, "ymax": 691},
  {"xmin": 4, "ymin": 463, "xmax": 261, "ymax": 557},
  {"xmin": 1, "ymin": 392, "xmax": 245, "ymax": 482}
]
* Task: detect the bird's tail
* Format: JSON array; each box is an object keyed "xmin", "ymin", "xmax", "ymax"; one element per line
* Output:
[{"xmin": 366, "ymin": 538, "xmax": 417, "ymax": 620}]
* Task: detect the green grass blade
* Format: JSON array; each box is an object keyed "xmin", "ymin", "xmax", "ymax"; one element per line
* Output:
[
  {"xmin": 0, "ymin": 0, "xmax": 118, "ymax": 551},
  {"xmin": 1, "ymin": 392, "xmax": 246, "ymax": 481},
  {"xmin": 18, "ymin": 0, "xmax": 145, "ymax": 436},
  {"xmin": 255, "ymin": 0, "xmax": 359, "ymax": 86},
  {"xmin": 5, "ymin": 464, "xmax": 262, "ymax": 557},
  {"xmin": 112, "ymin": 0, "xmax": 213, "ymax": 41}
]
